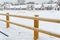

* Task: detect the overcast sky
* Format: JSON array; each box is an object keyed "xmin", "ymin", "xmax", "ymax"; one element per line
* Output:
[{"xmin": 0, "ymin": 0, "xmax": 58, "ymax": 4}]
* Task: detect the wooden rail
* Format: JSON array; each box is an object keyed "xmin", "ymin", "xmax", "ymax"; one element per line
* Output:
[
  {"xmin": 0, "ymin": 13, "xmax": 60, "ymax": 40},
  {"xmin": 0, "ymin": 19, "xmax": 60, "ymax": 38},
  {"xmin": 0, "ymin": 13, "xmax": 60, "ymax": 23},
  {"xmin": 10, "ymin": 15, "xmax": 60, "ymax": 23}
]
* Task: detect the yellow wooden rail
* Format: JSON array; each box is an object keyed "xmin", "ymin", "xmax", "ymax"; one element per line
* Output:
[
  {"xmin": 0, "ymin": 13, "xmax": 60, "ymax": 40},
  {"xmin": 0, "ymin": 19, "xmax": 60, "ymax": 38},
  {"xmin": 0, "ymin": 13, "xmax": 60, "ymax": 23}
]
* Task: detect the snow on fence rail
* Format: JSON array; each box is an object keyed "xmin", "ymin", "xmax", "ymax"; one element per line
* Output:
[{"xmin": 0, "ymin": 13, "xmax": 60, "ymax": 40}]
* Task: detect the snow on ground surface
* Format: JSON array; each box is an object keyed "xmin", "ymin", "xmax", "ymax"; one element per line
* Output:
[{"xmin": 0, "ymin": 10, "xmax": 60, "ymax": 40}]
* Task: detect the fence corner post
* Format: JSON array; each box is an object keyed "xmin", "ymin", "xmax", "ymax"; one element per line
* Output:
[
  {"xmin": 34, "ymin": 15, "xmax": 39, "ymax": 40},
  {"xmin": 6, "ymin": 13, "xmax": 10, "ymax": 28}
]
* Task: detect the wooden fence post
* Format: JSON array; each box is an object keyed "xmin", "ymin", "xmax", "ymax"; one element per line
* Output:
[
  {"xmin": 34, "ymin": 15, "xmax": 39, "ymax": 40},
  {"xmin": 6, "ymin": 13, "xmax": 9, "ymax": 28}
]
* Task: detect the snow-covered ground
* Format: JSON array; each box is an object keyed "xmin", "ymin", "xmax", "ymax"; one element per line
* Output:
[{"xmin": 0, "ymin": 10, "xmax": 60, "ymax": 40}]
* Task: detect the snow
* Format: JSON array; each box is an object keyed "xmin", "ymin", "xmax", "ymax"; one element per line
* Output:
[
  {"xmin": 0, "ymin": 10, "xmax": 60, "ymax": 40},
  {"xmin": 9, "ymin": 5, "xmax": 27, "ymax": 8},
  {"xmin": 34, "ymin": 4, "xmax": 41, "ymax": 8},
  {"xmin": 44, "ymin": 4, "xmax": 57, "ymax": 7}
]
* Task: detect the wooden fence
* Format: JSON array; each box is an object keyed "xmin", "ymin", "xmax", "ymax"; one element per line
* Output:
[{"xmin": 0, "ymin": 13, "xmax": 60, "ymax": 40}]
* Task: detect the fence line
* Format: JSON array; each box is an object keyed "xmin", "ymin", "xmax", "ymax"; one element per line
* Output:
[
  {"xmin": 0, "ymin": 19, "xmax": 60, "ymax": 38},
  {"xmin": 0, "ymin": 13, "xmax": 60, "ymax": 23},
  {"xmin": 0, "ymin": 13, "xmax": 60, "ymax": 40},
  {"xmin": 9, "ymin": 15, "xmax": 60, "ymax": 23}
]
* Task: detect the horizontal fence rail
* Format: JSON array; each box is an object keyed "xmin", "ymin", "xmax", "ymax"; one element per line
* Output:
[
  {"xmin": 0, "ymin": 13, "xmax": 60, "ymax": 40},
  {"xmin": 0, "ymin": 13, "xmax": 60, "ymax": 23},
  {"xmin": 9, "ymin": 15, "xmax": 60, "ymax": 23},
  {"xmin": 0, "ymin": 19, "xmax": 60, "ymax": 38}
]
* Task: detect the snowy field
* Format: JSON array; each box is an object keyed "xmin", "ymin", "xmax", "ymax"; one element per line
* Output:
[{"xmin": 0, "ymin": 10, "xmax": 60, "ymax": 40}]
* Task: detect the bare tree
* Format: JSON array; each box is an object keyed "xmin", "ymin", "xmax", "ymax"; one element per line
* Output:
[
  {"xmin": 57, "ymin": 0, "xmax": 60, "ymax": 6},
  {"xmin": 46, "ymin": 6, "xmax": 53, "ymax": 10},
  {"xmin": 47, "ymin": 0, "xmax": 53, "ymax": 4}
]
